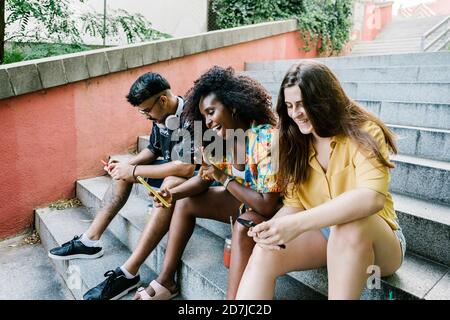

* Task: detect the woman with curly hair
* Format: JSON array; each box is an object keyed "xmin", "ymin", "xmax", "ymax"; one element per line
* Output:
[
  {"xmin": 236, "ymin": 60, "xmax": 406, "ymax": 300},
  {"xmin": 132, "ymin": 65, "xmax": 282, "ymax": 300}
]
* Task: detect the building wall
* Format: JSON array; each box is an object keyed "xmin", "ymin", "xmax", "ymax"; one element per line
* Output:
[{"xmin": 0, "ymin": 21, "xmax": 319, "ymax": 239}]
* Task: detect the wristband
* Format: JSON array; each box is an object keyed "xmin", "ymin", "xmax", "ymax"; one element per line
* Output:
[
  {"xmin": 132, "ymin": 165, "xmax": 139, "ymax": 181},
  {"xmin": 223, "ymin": 176, "xmax": 235, "ymax": 189}
]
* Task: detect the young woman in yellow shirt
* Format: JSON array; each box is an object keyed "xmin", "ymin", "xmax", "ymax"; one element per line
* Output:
[{"xmin": 236, "ymin": 60, "xmax": 406, "ymax": 300}]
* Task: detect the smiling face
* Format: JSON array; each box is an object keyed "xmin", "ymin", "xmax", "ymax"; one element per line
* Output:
[
  {"xmin": 199, "ymin": 93, "xmax": 236, "ymax": 139},
  {"xmin": 284, "ymin": 85, "xmax": 315, "ymax": 135}
]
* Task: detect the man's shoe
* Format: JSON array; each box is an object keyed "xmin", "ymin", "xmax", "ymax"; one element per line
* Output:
[
  {"xmin": 83, "ymin": 267, "xmax": 141, "ymax": 300},
  {"xmin": 48, "ymin": 235, "xmax": 103, "ymax": 260}
]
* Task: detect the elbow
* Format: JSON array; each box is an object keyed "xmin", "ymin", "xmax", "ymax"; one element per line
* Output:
[{"xmin": 370, "ymin": 191, "xmax": 386, "ymax": 213}]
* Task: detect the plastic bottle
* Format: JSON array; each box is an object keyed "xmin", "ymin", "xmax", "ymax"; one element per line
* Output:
[{"xmin": 223, "ymin": 236, "xmax": 232, "ymax": 268}]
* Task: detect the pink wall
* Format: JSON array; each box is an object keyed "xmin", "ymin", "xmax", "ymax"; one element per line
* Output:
[
  {"xmin": 0, "ymin": 31, "xmax": 317, "ymax": 239},
  {"xmin": 429, "ymin": 0, "xmax": 450, "ymax": 16},
  {"xmin": 362, "ymin": 2, "xmax": 393, "ymax": 41}
]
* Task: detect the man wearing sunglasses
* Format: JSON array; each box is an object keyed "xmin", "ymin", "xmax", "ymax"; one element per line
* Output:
[{"xmin": 48, "ymin": 73, "xmax": 196, "ymax": 299}]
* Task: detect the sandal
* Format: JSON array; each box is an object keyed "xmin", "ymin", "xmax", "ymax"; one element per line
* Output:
[{"xmin": 135, "ymin": 280, "xmax": 179, "ymax": 300}]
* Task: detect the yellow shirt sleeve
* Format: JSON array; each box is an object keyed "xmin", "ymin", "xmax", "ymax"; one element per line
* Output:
[
  {"xmin": 282, "ymin": 182, "xmax": 303, "ymax": 207},
  {"xmin": 352, "ymin": 122, "xmax": 391, "ymax": 196}
]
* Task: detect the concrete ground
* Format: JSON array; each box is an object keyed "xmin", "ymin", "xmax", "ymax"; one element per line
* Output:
[{"xmin": 0, "ymin": 234, "xmax": 73, "ymax": 300}]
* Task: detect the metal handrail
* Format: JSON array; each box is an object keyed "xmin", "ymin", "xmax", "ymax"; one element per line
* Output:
[
  {"xmin": 424, "ymin": 27, "xmax": 449, "ymax": 51},
  {"xmin": 421, "ymin": 15, "xmax": 450, "ymax": 51}
]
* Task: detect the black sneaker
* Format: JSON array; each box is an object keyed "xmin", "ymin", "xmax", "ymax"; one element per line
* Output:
[
  {"xmin": 83, "ymin": 267, "xmax": 140, "ymax": 300},
  {"xmin": 48, "ymin": 235, "xmax": 104, "ymax": 260}
]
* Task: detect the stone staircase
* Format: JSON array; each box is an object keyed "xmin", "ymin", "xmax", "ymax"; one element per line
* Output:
[
  {"xmin": 350, "ymin": 16, "xmax": 448, "ymax": 55},
  {"xmin": 36, "ymin": 51, "xmax": 449, "ymax": 300}
]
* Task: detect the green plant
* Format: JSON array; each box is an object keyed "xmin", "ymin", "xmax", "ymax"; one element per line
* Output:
[
  {"xmin": 4, "ymin": 41, "xmax": 93, "ymax": 63},
  {"xmin": 1, "ymin": 0, "xmax": 170, "ymax": 64},
  {"xmin": 209, "ymin": 0, "xmax": 352, "ymax": 55}
]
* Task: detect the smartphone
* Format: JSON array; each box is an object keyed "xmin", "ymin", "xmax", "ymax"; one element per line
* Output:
[
  {"xmin": 236, "ymin": 217, "xmax": 256, "ymax": 228},
  {"xmin": 136, "ymin": 176, "xmax": 171, "ymax": 208},
  {"xmin": 237, "ymin": 218, "xmax": 286, "ymax": 249},
  {"xmin": 100, "ymin": 159, "xmax": 112, "ymax": 173}
]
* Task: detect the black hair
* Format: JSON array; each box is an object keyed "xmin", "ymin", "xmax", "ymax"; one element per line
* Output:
[
  {"xmin": 184, "ymin": 66, "xmax": 275, "ymax": 126},
  {"xmin": 126, "ymin": 72, "xmax": 171, "ymax": 106}
]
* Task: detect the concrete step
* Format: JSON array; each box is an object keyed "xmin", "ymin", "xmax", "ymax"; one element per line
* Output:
[
  {"xmin": 392, "ymin": 193, "xmax": 450, "ymax": 266},
  {"xmin": 358, "ymin": 37, "xmax": 423, "ymax": 43},
  {"xmin": 288, "ymin": 252, "xmax": 449, "ymax": 300},
  {"xmin": 349, "ymin": 50, "xmax": 423, "ymax": 56},
  {"xmin": 78, "ymin": 174, "xmax": 450, "ymax": 268},
  {"xmin": 265, "ymin": 97, "xmax": 450, "ymax": 131},
  {"xmin": 358, "ymin": 100, "xmax": 450, "ymax": 130},
  {"xmin": 35, "ymin": 206, "xmax": 159, "ymax": 300},
  {"xmin": 390, "ymin": 125, "xmax": 450, "ymax": 162},
  {"xmin": 349, "ymin": 48, "xmax": 422, "ymax": 55},
  {"xmin": 376, "ymin": 16, "xmax": 448, "ymax": 40},
  {"xmin": 262, "ymin": 81, "xmax": 450, "ymax": 104},
  {"xmin": 75, "ymin": 176, "xmax": 322, "ymax": 300},
  {"xmin": 243, "ymin": 65, "xmax": 450, "ymax": 84},
  {"xmin": 244, "ymin": 52, "xmax": 450, "ymax": 70},
  {"xmin": 390, "ymin": 154, "xmax": 450, "ymax": 206},
  {"xmin": 194, "ymin": 192, "xmax": 450, "ymax": 267},
  {"xmin": 75, "ymin": 175, "xmax": 449, "ymax": 299}
]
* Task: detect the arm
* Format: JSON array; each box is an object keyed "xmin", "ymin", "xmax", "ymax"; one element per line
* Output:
[
  {"xmin": 252, "ymin": 188, "xmax": 385, "ymax": 248},
  {"xmin": 128, "ymin": 148, "xmax": 157, "ymax": 166},
  {"xmin": 169, "ymin": 174, "xmax": 211, "ymax": 201},
  {"xmin": 109, "ymin": 148, "xmax": 195, "ymax": 181},
  {"xmin": 200, "ymin": 162, "xmax": 280, "ymax": 218},
  {"xmin": 217, "ymin": 174, "xmax": 280, "ymax": 218},
  {"xmin": 293, "ymin": 188, "xmax": 385, "ymax": 233},
  {"xmin": 134, "ymin": 160, "xmax": 195, "ymax": 179}
]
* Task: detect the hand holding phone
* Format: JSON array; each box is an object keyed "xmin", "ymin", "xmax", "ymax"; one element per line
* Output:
[
  {"xmin": 236, "ymin": 217, "xmax": 256, "ymax": 228},
  {"xmin": 237, "ymin": 217, "xmax": 286, "ymax": 249},
  {"xmin": 101, "ymin": 159, "xmax": 111, "ymax": 172},
  {"xmin": 136, "ymin": 176, "xmax": 171, "ymax": 208}
]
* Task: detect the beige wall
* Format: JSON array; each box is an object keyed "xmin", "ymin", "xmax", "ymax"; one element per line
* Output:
[{"xmin": 81, "ymin": 0, "xmax": 209, "ymax": 44}]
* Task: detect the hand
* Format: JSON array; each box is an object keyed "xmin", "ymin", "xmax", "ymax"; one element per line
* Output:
[
  {"xmin": 200, "ymin": 164, "xmax": 226, "ymax": 183},
  {"xmin": 198, "ymin": 147, "xmax": 225, "ymax": 182},
  {"xmin": 109, "ymin": 161, "xmax": 135, "ymax": 182},
  {"xmin": 103, "ymin": 159, "xmax": 118, "ymax": 174},
  {"xmin": 248, "ymin": 214, "xmax": 304, "ymax": 251},
  {"xmin": 152, "ymin": 187, "xmax": 173, "ymax": 208}
]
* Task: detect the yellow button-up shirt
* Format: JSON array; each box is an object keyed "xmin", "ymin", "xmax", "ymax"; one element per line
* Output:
[{"xmin": 283, "ymin": 121, "xmax": 398, "ymax": 230}]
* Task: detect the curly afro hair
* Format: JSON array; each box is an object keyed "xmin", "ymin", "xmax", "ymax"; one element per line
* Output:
[{"xmin": 184, "ymin": 65, "xmax": 276, "ymax": 127}]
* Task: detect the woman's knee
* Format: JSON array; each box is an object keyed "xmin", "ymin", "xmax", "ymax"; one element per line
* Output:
[
  {"xmin": 329, "ymin": 218, "xmax": 372, "ymax": 252},
  {"xmin": 172, "ymin": 197, "xmax": 195, "ymax": 218},
  {"xmin": 245, "ymin": 245, "xmax": 280, "ymax": 276}
]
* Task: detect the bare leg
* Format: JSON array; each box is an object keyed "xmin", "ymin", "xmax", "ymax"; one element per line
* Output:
[
  {"xmin": 136, "ymin": 187, "xmax": 241, "ymax": 299},
  {"xmin": 84, "ymin": 179, "xmax": 133, "ymax": 240},
  {"xmin": 327, "ymin": 214, "xmax": 402, "ymax": 300},
  {"xmin": 122, "ymin": 176, "xmax": 187, "ymax": 276},
  {"xmin": 227, "ymin": 210, "xmax": 268, "ymax": 299},
  {"xmin": 236, "ymin": 229, "xmax": 327, "ymax": 299}
]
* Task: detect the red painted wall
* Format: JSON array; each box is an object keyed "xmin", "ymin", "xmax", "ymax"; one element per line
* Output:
[
  {"xmin": 362, "ymin": 2, "xmax": 393, "ymax": 41},
  {"xmin": 0, "ymin": 31, "xmax": 318, "ymax": 239}
]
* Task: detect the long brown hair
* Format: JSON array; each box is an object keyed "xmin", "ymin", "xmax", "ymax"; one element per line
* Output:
[{"xmin": 276, "ymin": 60, "xmax": 397, "ymax": 188}]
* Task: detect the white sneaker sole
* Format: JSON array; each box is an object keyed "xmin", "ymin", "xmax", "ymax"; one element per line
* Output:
[{"xmin": 48, "ymin": 249, "xmax": 104, "ymax": 261}]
